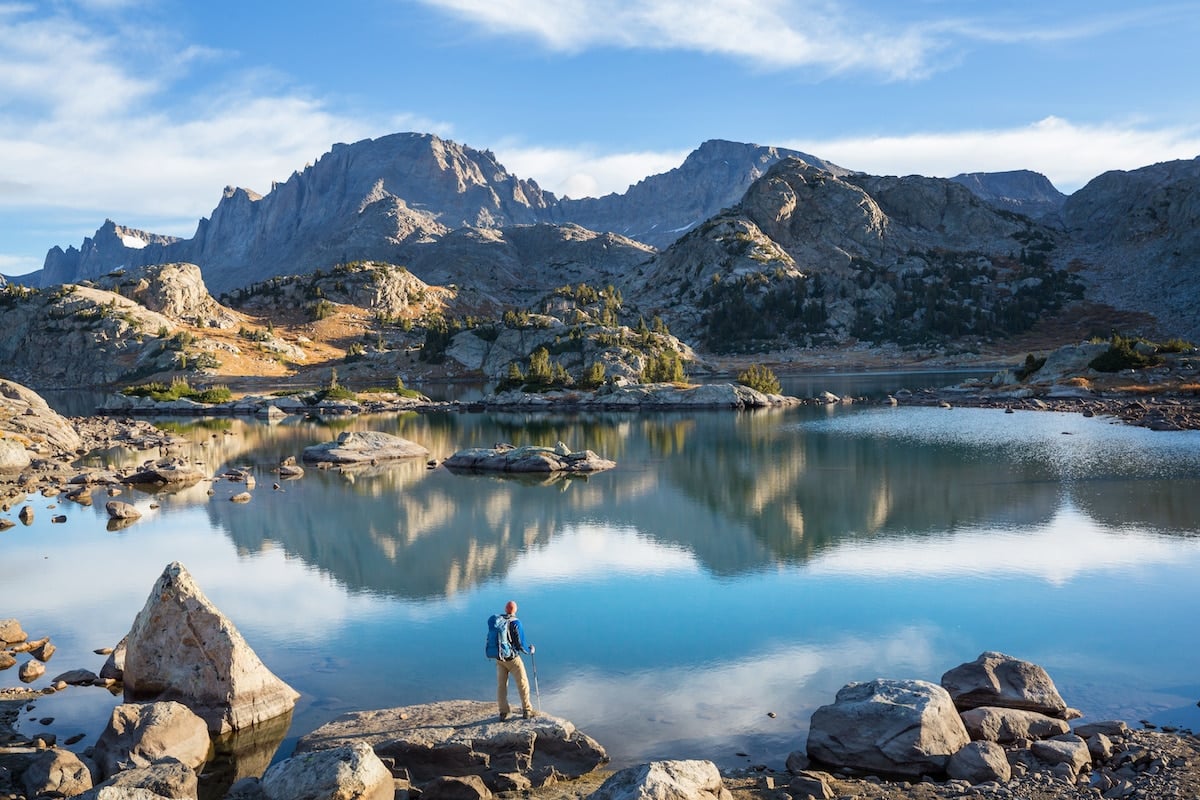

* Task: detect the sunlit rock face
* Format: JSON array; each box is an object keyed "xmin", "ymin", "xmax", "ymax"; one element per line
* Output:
[{"xmin": 121, "ymin": 561, "xmax": 300, "ymax": 735}]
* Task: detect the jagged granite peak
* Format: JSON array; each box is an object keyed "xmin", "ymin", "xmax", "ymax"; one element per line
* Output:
[
  {"xmin": 554, "ymin": 139, "xmax": 849, "ymax": 248},
  {"xmin": 40, "ymin": 219, "xmax": 182, "ymax": 287},
  {"xmin": 950, "ymin": 170, "xmax": 1067, "ymax": 220},
  {"xmin": 33, "ymin": 136, "xmax": 846, "ymax": 293}
]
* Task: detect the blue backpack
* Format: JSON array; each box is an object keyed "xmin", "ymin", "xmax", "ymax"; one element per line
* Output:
[{"xmin": 485, "ymin": 614, "xmax": 517, "ymax": 660}]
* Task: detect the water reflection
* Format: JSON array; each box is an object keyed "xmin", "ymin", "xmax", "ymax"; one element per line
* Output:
[
  {"xmin": 6, "ymin": 402, "xmax": 1200, "ymax": 771},
  {"xmin": 74, "ymin": 406, "xmax": 1200, "ymax": 600}
]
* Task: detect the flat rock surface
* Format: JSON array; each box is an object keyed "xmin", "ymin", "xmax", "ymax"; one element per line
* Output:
[
  {"xmin": 302, "ymin": 430, "xmax": 430, "ymax": 463},
  {"xmin": 296, "ymin": 699, "xmax": 607, "ymax": 790},
  {"xmin": 444, "ymin": 444, "xmax": 615, "ymax": 474}
]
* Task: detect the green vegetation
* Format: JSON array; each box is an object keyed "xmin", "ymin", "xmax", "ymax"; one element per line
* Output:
[
  {"xmin": 311, "ymin": 368, "xmax": 357, "ymax": 403},
  {"xmin": 1015, "ymin": 353, "xmax": 1047, "ymax": 381},
  {"xmin": 344, "ymin": 341, "xmax": 366, "ymax": 362},
  {"xmin": 579, "ymin": 361, "xmax": 606, "ymax": 390},
  {"xmin": 419, "ymin": 314, "xmax": 461, "ymax": 363},
  {"xmin": 121, "ymin": 378, "xmax": 232, "ymax": 404},
  {"xmin": 737, "ymin": 364, "xmax": 781, "ymax": 395},
  {"xmin": 1089, "ymin": 334, "xmax": 1164, "ymax": 372},
  {"xmin": 642, "ymin": 350, "xmax": 686, "ymax": 384},
  {"xmin": 360, "ymin": 377, "xmax": 425, "ymax": 399},
  {"xmin": 311, "ymin": 299, "xmax": 336, "ymax": 320}
]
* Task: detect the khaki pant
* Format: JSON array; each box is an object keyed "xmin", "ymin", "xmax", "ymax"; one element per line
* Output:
[{"xmin": 496, "ymin": 656, "xmax": 532, "ymax": 715}]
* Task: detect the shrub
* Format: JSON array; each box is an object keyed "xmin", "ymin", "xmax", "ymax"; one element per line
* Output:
[
  {"xmin": 1089, "ymin": 335, "xmax": 1161, "ymax": 372},
  {"xmin": 579, "ymin": 361, "xmax": 606, "ymax": 390},
  {"xmin": 1015, "ymin": 353, "xmax": 1046, "ymax": 381},
  {"xmin": 737, "ymin": 364, "xmax": 781, "ymax": 395},
  {"xmin": 643, "ymin": 350, "xmax": 685, "ymax": 384},
  {"xmin": 120, "ymin": 378, "xmax": 231, "ymax": 404}
]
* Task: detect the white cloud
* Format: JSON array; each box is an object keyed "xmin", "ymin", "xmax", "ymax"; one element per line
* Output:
[
  {"xmin": 783, "ymin": 117, "xmax": 1200, "ymax": 192},
  {"xmin": 417, "ymin": 0, "xmax": 936, "ymax": 79},
  {"xmin": 0, "ymin": 6, "xmax": 449, "ymax": 231},
  {"xmin": 492, "ymin": 144, "xmax": 689, "ymax": 198},
  {"xmin": 806, "ymin": 505, "xmax": 1200, "ymax": 586},
  {"xmin": 509, "ymin": 524, "xmax": 701, "ymax": 580}
]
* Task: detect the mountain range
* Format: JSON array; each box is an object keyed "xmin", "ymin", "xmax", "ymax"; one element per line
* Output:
[{"xmin": 18, "ymin": 132, "xmax": 1200, "ymax": 347}]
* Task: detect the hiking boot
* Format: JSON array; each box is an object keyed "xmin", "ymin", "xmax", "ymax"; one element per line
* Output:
[
  {"xmin": 523, "ymin": 709, "xmax": 537, "ymax": 719},
  {"xmin": 499, "ymin": 712, "xmax": 508, "ymax": 721}
]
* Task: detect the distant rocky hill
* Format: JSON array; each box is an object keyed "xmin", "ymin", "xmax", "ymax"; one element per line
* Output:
[
  {"xmin": 628, "ymin": 158, "xmax": 1081, "ymax": 351},
  {"xmin": 950, "ymin": 170, "xmax": 1066, "ymax": 220}
]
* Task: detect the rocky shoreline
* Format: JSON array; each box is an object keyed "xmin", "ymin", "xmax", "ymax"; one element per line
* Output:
[{"xmin": 5, "ymin": 611, "xmax": 1200, "ymax": 800}]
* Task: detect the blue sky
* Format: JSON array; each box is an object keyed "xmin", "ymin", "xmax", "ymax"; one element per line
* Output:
[{"xmin": 2, "ymin": 0, "xmax": 1198, "ymax": 277}]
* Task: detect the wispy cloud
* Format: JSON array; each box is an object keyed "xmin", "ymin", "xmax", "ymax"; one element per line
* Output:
[
  {"xmin": 417, "ymin": 0, "xmax": 937, "ymax": 79},
  {"xmin": 0, "ymin": 6, "xmax": 444, "ymax": 230}
]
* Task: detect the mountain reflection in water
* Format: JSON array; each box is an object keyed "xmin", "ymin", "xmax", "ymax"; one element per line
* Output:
[{"xmin": 4, "ymin": 403, "xmax": 1200, "ymax": 770}]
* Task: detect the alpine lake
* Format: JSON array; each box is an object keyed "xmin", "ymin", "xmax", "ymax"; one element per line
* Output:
[{"xmin": 5, "ymin": 370, "xmax": 1200, "ymax": 775}]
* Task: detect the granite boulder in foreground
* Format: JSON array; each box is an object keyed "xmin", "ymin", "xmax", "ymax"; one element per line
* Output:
[
  {"xmin": 121, "ymin": 561, "xmax": 300, "ymax": 735},
  {"xmin": 806, "ymin": 678, "xmax": 970, "ymax": 779},
  {"xmin": 295, "ymin": 699, "xmax": 607, "ymax": 792},
  {"xmin": 591, "ymin": 759, "xmax": 732, "ymax": 800},
  {"xmin": 940, "ymin": 650, "xmax": 1069, "ymax": 716},
  {"xmin": 302, "ymin": 430, "xmax": 429, "ymax": 464},
  {"xmin": 443, "ymin": 443, "xmax": 615, "ymax": 473}
]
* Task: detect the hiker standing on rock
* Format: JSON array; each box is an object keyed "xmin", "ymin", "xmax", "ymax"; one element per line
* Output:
[{"xmin": 487, "ymin": 600, "xmax": 537, "ymax": 720}]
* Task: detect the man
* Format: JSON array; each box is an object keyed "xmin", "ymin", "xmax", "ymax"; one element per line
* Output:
[{"xmin": 495, "ymin": 600, "xmax": 537, "ymax": 720}]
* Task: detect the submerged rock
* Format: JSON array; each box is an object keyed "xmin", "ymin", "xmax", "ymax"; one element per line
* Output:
[{"xmin": 121, "ymin": 562, "xmax": 300, "ymax": 735}]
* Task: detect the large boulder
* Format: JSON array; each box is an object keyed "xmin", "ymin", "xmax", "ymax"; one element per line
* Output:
[
  {"xmin": 959, "ymin": 706, "xmax": 1070, "ymax": 742},
  {"xmin": 946, "ymin": 741, "xmax": 1011, "ymax": 784},
  {"xmin": 107, "ymin": 501, "xmax": 143, "ymax": 520},
  {"xmin": 21, "ymin": 748, "xmax": 96, "ymax": 798},
  {"xmin": 295, "ymin": 700, "xmax": 607, "ymax": 791},
  {"xmin": 941, "ymin": 652, "xmax": 1068, "ymax": 716},
  {"xmin": 806, "ymin": 679, "xmax": 970, "ymax": 779},
  {"xmin": 443, "ymin": 444, "xmax": 615, "ymax": 474},
  {"xmin": 0, "ymin": 618, "xmax": 27, "ymax": 645},
  {"xmin": 89, "ymin": 758, "xmax": 198, "ymax": 799},
  {"xmin": 121, "ymin": 562, "xmax": 300, "ymax": 734},
  {"xmin": 92, "ymin": 701, "xmax": 212, "ymax": 780},
  {"xmin": 260, "ymin": 741, "xmax": 393, "ymax": 800},
  {"xmin": 302, "ymin": 430, "xmax": 429, "ymax": 464},
  {"xmin": 0, "ymin": 437, "xmax": 30, "ymax": 471},
  {"xmin": 0, "ymin": 378, "xmax": 83, "ymax": 455},
  {"xmin": 590, "ymin": 760, "xmax": 731, "ymax": 800},
  {"xmin": 1031, "ymin": 735, "xmax": 1092, "ymax": 775}
]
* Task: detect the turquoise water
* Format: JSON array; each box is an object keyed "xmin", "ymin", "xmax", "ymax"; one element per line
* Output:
[{"xmin": 3, "ymin": 401, "xmax": 1199, "ymax": 771}]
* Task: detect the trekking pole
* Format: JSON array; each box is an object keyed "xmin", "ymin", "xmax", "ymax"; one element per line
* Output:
[{"xmin": 531, "ymin": 650, "xmax": 542, "ymax": 712}]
